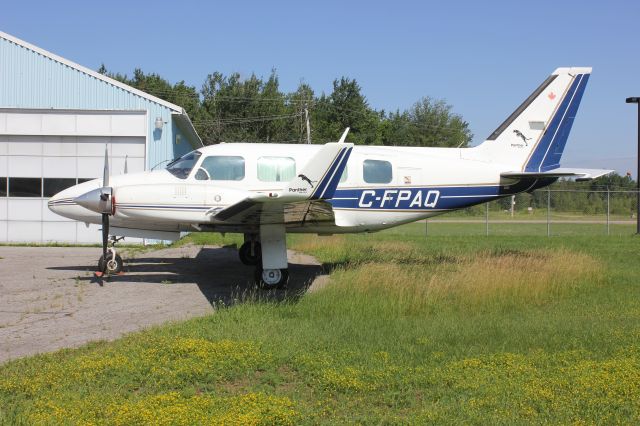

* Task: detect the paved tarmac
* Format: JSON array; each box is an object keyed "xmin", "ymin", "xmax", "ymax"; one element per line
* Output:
[{"xmin": 0, "ymin": 245, "xmax": 325, "ymax": 364}]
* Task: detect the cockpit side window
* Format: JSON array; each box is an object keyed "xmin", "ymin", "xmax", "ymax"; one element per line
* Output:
[
  {"xmin": 166, "ymin": 151, "xmax": 202, "ymax": 179},
  {"xmin": 195, "ymin": 156, "xmax": 245, "ymax": 181}
]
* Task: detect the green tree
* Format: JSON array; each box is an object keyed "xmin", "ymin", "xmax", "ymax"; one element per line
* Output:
[
  {"xmin": 312, "ymin": 77, "xmax": 380, "ymax": 145},
  {"xmin": 404, "ymin": 97, "xmax": 472, "ymax": 147},
  {"xmin": 97, "ymin": 66, "xmax": 475, "ymax": 149}
]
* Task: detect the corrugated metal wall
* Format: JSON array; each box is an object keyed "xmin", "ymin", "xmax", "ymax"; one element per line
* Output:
[{"xmin": 0, "ymin": 36, "xmax": 188, "ymax": 169}]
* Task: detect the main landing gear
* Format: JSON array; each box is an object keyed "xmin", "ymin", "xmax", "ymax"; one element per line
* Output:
[
  {"xmin": 239, "ymin": 239, "xmax": 261, "ymax": 266},
  {"xmin": 241, "ymin": 226, "xmax": 289, "ymax": 289},
  {"xmin": 96, "ymin": 236, "xmax": 124, "ymax": 276},
  {"xmin": 254, "ymin": 267, "xmax": 289, "ymax": 289}
]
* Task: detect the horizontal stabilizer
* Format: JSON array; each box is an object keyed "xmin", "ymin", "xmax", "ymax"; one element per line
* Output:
[{"xmin": 501, "ymin": 168, "xmax": 613, "ymax": 182}]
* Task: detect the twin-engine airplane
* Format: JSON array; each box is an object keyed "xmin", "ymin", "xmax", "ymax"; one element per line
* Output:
[{"xmin": 49, "ymin": 67, "xmax": 611, "ymax": 288}]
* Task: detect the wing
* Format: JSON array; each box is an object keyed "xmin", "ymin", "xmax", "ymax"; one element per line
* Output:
[{"xmin": 212, "ymin": 199, "xmax": 335, "ymax": 226}]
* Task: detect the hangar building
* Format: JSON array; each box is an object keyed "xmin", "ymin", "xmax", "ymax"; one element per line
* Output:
[{"xmin": 0, "ymin": 31, "xmax": 202, "ymax": 243}]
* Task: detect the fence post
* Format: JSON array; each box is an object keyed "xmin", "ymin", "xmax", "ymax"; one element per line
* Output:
[
  {"xmin": 511, "ymin": 195, "xmax": 515, "ymax": 218},
  {"xmin": 547, "ymin": 188, "xmax": 551, "ymax": 237},
  {"xmin": 607, "ymin": 187, "xmax": 610, "ymax": 236},
  {"xmin": 485, "ymin": 202, "xmax": 489, "ymax": 236}
]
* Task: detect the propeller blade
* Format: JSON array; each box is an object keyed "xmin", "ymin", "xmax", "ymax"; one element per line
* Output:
[{"xmin": 103, "ymin": 145, "xmax": 109, "ymax": 187}]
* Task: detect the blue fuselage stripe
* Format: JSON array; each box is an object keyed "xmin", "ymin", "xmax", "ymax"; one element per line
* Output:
[{"xmin": 329, "ymin": 184, "xmax": 521, "ymax": 211}]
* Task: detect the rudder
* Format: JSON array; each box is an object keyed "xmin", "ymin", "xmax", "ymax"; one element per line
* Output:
[{"xmin": 469, "ymin": 67, "xmax": 591, "ymax": 172}]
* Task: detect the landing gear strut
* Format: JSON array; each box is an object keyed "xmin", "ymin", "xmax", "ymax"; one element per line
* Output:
[
  {"xmin": 253, "ymin": 224, "xmax": 289, "ymax": 289},
  {"xmin": 97, "ymin": 236, "xmax": 124, "ymax": 276}
]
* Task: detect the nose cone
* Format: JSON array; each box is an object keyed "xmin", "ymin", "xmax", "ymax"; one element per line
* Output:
[
  {"xmin": 48, "ymin": 179, "xmax": 103, "ymax": 221},
  {"xmin": 74, "ymin": 187, "xmax": 113, "ymax": 214}
]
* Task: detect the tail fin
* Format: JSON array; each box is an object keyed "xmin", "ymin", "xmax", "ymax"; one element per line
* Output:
[{"xmin": 470, "ymin": 67, "xmax": 591, "ymax": 172}]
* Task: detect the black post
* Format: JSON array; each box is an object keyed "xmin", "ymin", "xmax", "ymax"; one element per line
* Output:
[{"xmin": 626, "ymin": 97, "xmax": 640, "ymax": 235}]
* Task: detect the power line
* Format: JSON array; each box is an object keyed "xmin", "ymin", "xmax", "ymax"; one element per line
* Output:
[{"xmin": 191, "ymin": 113, "xmax": 302, "ymax": 126}]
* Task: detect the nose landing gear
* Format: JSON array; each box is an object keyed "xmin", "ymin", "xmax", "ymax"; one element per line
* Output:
[{"xmin": 96, "ymin": 236, "xmax": 125, "ymax": 277}]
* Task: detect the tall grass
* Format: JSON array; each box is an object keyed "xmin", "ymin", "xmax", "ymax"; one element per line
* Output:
[{"xmin": 324, "ymin": 249, "xmax": 599, "ymax": 316}]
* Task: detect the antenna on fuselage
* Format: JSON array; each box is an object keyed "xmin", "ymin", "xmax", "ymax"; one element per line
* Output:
[{"xmin": 338, "ymin": 127, "xmax": 350, "ymax": 143}]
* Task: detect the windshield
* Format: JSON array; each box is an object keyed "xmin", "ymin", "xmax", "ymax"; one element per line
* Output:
[{"xmin": 166, "ymin": 151, "xmax": 202, "ymax": 179}]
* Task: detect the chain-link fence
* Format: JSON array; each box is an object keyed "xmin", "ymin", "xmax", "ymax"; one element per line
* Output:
[{"xmin": 423, "ymin": 188, "xmax": 638, "ymax": 236}]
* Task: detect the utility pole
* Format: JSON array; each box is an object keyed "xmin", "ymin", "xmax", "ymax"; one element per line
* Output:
[
  {"xmin": 626, "ymin": 97, "xmax": 640, "ymax": 234},
  {"xmin": 305, "ymin": 106, "xmax": 311, "ymax": 144}
]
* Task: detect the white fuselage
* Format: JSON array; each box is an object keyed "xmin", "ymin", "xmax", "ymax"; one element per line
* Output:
[{"xmin": 48, "ymin": 142, "xmax": 533, "ymax": 237}]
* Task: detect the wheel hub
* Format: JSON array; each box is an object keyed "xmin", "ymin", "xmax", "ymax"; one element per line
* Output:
[
  {"xmin": 106, "ymin": 258, "xmax": 118, "ymax": 272},
  {"xmin": 262, "ymin": 269, "xmax": 282, "ymax": 285}
]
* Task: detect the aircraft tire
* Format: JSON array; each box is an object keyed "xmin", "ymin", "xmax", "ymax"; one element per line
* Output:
[
  {"xmin": 255, "ymin": 267, "xmax": 288, "ymax": 289},
  {"xmin": 98, "ymin": 253, "xmax": 123, "ymax": 275},
  {"xmin": 239, "ymin": 241, "xmax": 261, "ymax": 265}
]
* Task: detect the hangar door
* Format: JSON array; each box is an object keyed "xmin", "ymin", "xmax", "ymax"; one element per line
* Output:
[{"xmin": 0, "ymin": 110, "xmax": 146, "ymax": 243}]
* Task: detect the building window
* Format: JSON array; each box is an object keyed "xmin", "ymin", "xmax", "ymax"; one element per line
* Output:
[
  {"xmin": 257, "ymin": 157, "xmax": 296, "ymax": 182},
  {"xmin": 0, "ymin": 178, "xmax": 6, "ymax": 196},
  {"xmin": 195, "ymin": 156, "xmax": 245, "ymax": 181},
  {"xmin": 363, "ymin": 160, "xmax": 393, "ymax": 184},
  {"xmin": 9, "ymin": 178, "xmax": 42, "ymax": 197},
  {"xmin": 43, "ymin": 178, "xmax": 77, "ymax": 198}
]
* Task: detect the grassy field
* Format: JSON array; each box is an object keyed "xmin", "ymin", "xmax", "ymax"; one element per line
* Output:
[
  {"xmin": 2, "ymin": 227, "xmax": 640, "ymax": 424},
  {"xmin": 404, "ymin": 220, "xmax": 636, "ymax": 237}
]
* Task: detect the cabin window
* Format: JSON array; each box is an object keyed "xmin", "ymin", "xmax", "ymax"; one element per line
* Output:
[
  {"xmin": 257, "ymin": 157, "xmax": 296, "ymax": 182},
  {"xmin": 363, "ymin": 159, "xmax": 392, "ymax": 184},
  {"xmin": 43, "ymin": 178, "xmax": 76, "ymax": 197},
  {"xmin": 9, "ymin": 177, "xmax": 42, "ymax": 197},
  {"xmin": 166, "ymin": 150, "xmax": 202, "ymax": 179},
  {"xmin": 195, "ymin": 156, "xmax": 245, "ymax": 181}
]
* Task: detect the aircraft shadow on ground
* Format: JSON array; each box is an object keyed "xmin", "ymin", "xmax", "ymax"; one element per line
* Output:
[{"xmin": 46, "ymin": 247, "xmax": 325, "ymax": 306}]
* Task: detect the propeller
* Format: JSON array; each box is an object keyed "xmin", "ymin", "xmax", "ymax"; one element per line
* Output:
[
  {"xmin": 100, "ymin": 146, "xmax": 110, "ymax": 271},
  {"xmin": 74, "ymin": 146, "xmax": 114, "ymax": 274}
]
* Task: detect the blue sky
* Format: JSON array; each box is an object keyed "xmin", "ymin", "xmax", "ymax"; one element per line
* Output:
[{"xmin": 2, "ymin": 0, "xmax": 639, "ymax": 175}]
